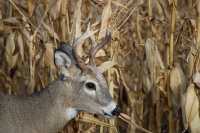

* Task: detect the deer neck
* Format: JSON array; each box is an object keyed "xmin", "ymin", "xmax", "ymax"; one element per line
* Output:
[
  {"xmin": 28, "ymin": 78, "xmax": 79, "ymax": 131},
  {"xmin": 0, "ymin": 79, "xmax": 79, "ymax": 133},
  {"xmin": 44, "ymin": 78, "xmax": 80, "ymax": 120}
]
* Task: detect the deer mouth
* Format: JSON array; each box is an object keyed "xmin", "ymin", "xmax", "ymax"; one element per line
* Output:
[
  {"xmin": 102, "ymin": 101, "xmax": 120, "ymax": 118},
  {"xmin": 103, "ymin": 111, "xmax": 113, "ymax": 118}
]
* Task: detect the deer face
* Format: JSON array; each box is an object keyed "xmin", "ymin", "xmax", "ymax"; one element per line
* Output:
[
  {"xmin": 72, "ymin": 66, "xmax": 117, "ymax": 117},
  {"xmin": 54, "ymin": 32, "xmax": 120, "ymax": 119}
]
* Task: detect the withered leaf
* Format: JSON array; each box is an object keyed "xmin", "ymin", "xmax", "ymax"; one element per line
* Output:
[
  {"xmin": 184, "ymin": 84, "xmax": 200, "ymax": 132},
  {"xmin": 17, "ymin": 33, "xmax": 24, "ymax": 62},
  {"xmin": 5, "ymin": 33, "xmax": 19, "ymax": 70}
]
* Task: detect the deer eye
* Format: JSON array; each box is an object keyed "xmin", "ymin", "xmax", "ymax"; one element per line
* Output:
[{"xmin": 85, "ymin": 82, "xmax": 96, "ymax": 91}]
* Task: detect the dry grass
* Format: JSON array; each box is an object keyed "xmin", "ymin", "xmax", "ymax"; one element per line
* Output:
[{"xmin": 1, "ymin": 0, "xmax": 200, "ymax": 133}]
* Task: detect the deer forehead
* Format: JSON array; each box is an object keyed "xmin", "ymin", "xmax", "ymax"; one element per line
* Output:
[{"xmin": 83, "ymin": 66, "xmax": 106, "ymax": 83}]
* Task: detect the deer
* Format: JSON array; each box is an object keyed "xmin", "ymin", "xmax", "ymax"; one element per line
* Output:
[{"xmin": 0, "ymin": 30, "xmax": 120, "ymax": 133}]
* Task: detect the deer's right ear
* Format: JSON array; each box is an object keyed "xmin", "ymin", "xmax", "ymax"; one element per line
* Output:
[{"xmin": 54, "ymin": 50, "xmax": 72, "ymax": 68}]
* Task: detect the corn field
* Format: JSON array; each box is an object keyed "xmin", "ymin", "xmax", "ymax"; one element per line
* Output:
[{"xmin": 0, "ymin": 0, "xmax": 200, "ymax": 133}]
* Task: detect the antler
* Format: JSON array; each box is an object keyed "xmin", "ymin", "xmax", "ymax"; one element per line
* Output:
[
  {"xmin": 73, "ymin": 26, "xmax": 111, "ymax": 70},
  {"xmin": 73, "ymin": 30, "xmax": 97, "ymax": 70},
  {"xmin": 89, "ymin": 31, "xmax": 112, "ymax": 66}
]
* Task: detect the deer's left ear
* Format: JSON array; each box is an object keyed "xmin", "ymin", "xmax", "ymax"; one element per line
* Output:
[
  {"xmin": 54, "ymin": 43, "xmax": 77, "ymax": 68},
  {"xmin": 54, "ymin": 50, "xmax": 72, "ymax": 68},
  {"xmin": 54, "ymin": 49, "xmax": 73, "ymax": 78}
]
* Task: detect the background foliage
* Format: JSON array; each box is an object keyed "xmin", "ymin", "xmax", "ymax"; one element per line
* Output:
[{"xmin": 1, "ymin": 0, "xmax": 200, "ymax": 133}]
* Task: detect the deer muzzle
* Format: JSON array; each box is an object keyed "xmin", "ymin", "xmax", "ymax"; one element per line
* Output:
[{"xmin": 102, "ymin": 101, "xmax": 121, "ymax": 117}]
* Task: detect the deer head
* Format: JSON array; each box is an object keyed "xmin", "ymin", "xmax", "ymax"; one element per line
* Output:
[{"xmin": 54, "ymin": 30, "xmax": 120, "ymax": 119}]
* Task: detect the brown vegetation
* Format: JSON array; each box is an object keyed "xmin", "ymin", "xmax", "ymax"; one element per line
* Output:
[{"xmin": 1, "ymin": 0, "xmax": 200, "ymax": 133}]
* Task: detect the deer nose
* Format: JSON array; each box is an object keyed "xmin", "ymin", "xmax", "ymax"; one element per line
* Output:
[{"xmin": 111, "ymin": 105, "xmax": 121, "ymax": 116}]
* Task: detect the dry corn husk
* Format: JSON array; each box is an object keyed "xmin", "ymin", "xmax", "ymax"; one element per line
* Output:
[
  {"xmin": 98, "ymin": 0, "xmax": 111, "ymax": 39},
  {"xmin": 145, "ymin": 39, "xmax": 165, "ymax": 83},
  {"xmin": 142, "ymin": 63, "xmax": 153, "ymax": 93},
  {"xmin": 184, "ymin": 84, "xmax": 200, "ymax": 133},
  {"xmin": 71, "ymin": 0, "xmax": 83, "ymax": 57},
  {"xmin": 186, "ymin": 46, "xmax": 196, "ymax": 77},
  {"xmin": 144, "ymin": 39, "xmax": 165, "ymax": 93},
  {"xmin": 98, "ymin": 60, "xmax": 116, "ymax": 73},
  {"xmin": 5, "ymin": 33, "xmax": 19, "ymax": 71},
  {"xmin": 193, "ymin": 72, "xmax": 200, "ymax": 88},
  {"xmin": 44, "ymin": 42, "xmax": 55, "ymax": 68},
  {"xmin": 170, "ymin": 63, "xmax": 186, "ymax": 109},
  {"xmin": 49, "ymin": 0, "xmax": 62, "ymax": 20},
  {"xmin": 27, "ymin": 0, "xmax": 36, "ymax": 17},
  {"xmin": 17, "ymin": 33, "xmax": 25, "ymax": 62}
]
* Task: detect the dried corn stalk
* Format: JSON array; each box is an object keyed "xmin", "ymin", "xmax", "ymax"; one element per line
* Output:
[{"xmin": 184, "ymin": 84, "xmax": 200, "ymax": 133}]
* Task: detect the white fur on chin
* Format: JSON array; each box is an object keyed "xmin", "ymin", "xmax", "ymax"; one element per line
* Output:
[{"xmin": 66, "ymin": 108, "xmax": 77, "ymax": 120}]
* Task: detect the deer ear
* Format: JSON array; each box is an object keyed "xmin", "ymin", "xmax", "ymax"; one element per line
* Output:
[{"xmin": 54, "ymin": 50, "xmax": 72, "ymax": 68}]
